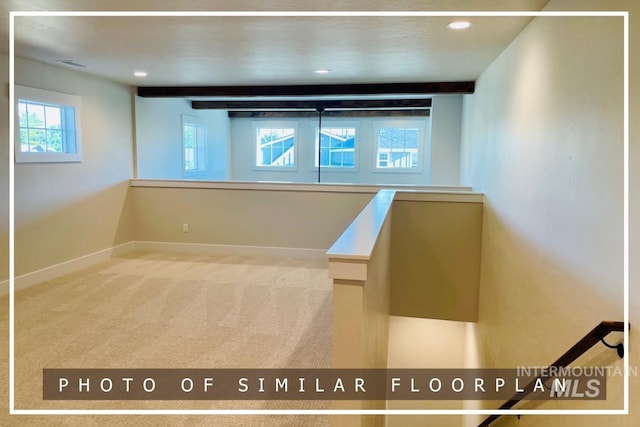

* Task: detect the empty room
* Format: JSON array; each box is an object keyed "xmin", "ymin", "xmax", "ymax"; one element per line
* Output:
[{"xmin": 1, "ymin": 1, "xmax": 638, "ymax": 426}]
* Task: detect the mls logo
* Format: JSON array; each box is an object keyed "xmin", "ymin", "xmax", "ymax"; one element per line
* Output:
[{"xmin": 549, "ymin": 378, "xmax": 602, "ymax": 399}]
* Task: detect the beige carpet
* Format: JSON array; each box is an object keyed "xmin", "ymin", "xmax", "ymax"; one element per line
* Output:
[{"xmin": 1, "ymin": 251, "xmax": 335, "ymax": 426}]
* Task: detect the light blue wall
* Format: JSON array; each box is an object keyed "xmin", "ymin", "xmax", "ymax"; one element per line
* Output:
[
  {"xmin": 134, "ymin": 95, "xmax": 463, "ymax": 185},
  {"xmin": 135, "ymin": 97, "xmax": 230, "ymax": 180}
]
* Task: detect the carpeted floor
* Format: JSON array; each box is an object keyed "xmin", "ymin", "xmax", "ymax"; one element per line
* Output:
[{"xmin": 1, "ymin": 251, "xmax": 334, "ymax": 426}]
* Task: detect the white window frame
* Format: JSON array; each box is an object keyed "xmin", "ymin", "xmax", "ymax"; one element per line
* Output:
[
  {"xmin": 372, "ymin": 119, "xmax": 427, "ymax": 174},
  {"xmin": 14, "ymin": 85, "xmax": 82, "ymax": 163},
  {"xmin": 312, "ymin": 121, "xmax": 359, "ymax": 172},
  {"xmin": 252, "ymin": 121, "xmax": 299, "ymax": 171},
  {"xmin": 181, "ymin": 115, "xmax": 207, "ymax": 177}
]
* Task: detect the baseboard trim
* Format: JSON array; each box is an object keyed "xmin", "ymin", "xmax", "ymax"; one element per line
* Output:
[
  {"xmin": 0, "ymin": 242, "xmax": 136, "ymax": 296},
  {"xmin": 133, "ymin": 241, "xmax": 327, "ymax": 260},
  {"xmin": 0, "ymin": 241, "xmax": 327, "ymax": 296}
]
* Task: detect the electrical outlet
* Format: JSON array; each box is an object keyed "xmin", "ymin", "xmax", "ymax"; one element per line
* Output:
[{"xmin": 183, "ymin": 223, "xmax": 189, "ymax": 233}]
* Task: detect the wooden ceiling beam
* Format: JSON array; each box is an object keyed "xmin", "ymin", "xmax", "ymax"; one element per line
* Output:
[
  {"xmin": 137, "ymin": 81, "xmax": 474, "ymax": 98},
  {"xmin": 192, "ymin": 98, "xmax": 432, "ymax": 110},
  {"xmin": 227, "ymin": 109, "xmax": 431, "ymax": 118}
]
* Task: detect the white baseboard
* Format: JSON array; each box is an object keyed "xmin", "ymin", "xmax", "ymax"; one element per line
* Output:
[
  {"xmin": 0, "ymin": 241, "xmax": 327, "ymax": 296},
  {"xmin": 133, "ymin": 241, "xmax": 327, "ymax": 260},
  {"xmin": 0, "ymin": 242, "xmax": 136, "ymax": 296}
]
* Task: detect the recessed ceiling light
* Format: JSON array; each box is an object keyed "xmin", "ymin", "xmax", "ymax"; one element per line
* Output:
[
  {"xmin": 448, "ymin": 21, "xmax": 472, "ymax": 30},
  {"xmin": 134, "ymin": 71, "xmax": 148, "ymax": 77},
  {"xmin": 314, "ymin": 69, "xmax": 330, "ymax": 74}
]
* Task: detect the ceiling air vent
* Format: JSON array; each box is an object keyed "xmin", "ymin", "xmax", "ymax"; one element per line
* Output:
[{"xmin": 55, "ymin": 59, "xmax": 88, "ymax": 68}]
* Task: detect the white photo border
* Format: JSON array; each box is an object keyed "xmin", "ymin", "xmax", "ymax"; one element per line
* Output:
[{"xmin": 8, "ymin": 9, "xmax": 630, "ymax": 417}]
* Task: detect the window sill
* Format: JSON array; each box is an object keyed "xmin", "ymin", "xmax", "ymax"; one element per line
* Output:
[
  {"xmin": 251, "ymin": 167, "xmax": 299, "ymax": 172},
  {"xmin": 15, "ymin": 152, "xmax": 82, "ymax": 163},
  {"xmin": 311, "ymin": 167, "xmax": 359, "ymax": 173},
  {"xmin": 372, "ymin": 168, "xmax": 423, "ymax": 174},
  {"xmin": 129, "ymin": 179, "xmax": 483, "ymax": 202}
]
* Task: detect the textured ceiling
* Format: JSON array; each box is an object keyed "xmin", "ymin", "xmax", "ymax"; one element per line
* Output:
[{"xmin": 2, "ymin": 0, "xmax": 550, "ymax": 86}]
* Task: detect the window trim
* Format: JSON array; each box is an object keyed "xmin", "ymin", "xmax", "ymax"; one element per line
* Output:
[
  {"xmin": 372, "ymin": 119, "xmax": 426, "ymax": 174},
  {"xmin": 312, "ymin": 121, "xmax": 360, "ymax": 172},
  {"xmin": 14, "ymin": 85, "xmax": 82, "ymax": 163},
  {"xmin": 252, "ymin": 121, "xmax": 299, "ymax": 172},
  {"xmin": 181, "ymin": 114, "xmax": 207, "ymax": 177}
]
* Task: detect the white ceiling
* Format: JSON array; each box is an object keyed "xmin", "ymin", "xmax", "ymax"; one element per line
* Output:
[{"xmin": 2, "ymin": 0, "xmax": 550, "ymax": 87}]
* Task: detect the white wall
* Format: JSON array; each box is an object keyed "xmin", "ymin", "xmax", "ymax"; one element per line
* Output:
[
  {"xmin": 0, "ymin": 54, "xmax": 9, "ymax": 281},
  {"xmin": 460, "ymin": 4, "xmax": 637, "ymax": 426},
  {"xmin": 132, "ymin": 186, "xmax": 372, "ymax": 250},
  {"xmin": 135, "ymin": 97, "xmax": 230, "ymax": 180},
  {"xmin": 134, "ymin": 98, "xmax": 463, "ymax": 186},
  {"xmin": 13, "ymin": 57, "xmax": 135, "ymax": 276},
  {"xmin": 390, "ymin": 200, "xmax": 483, "ymax": 322},
  {"xmin": 430, "ymin": 95, "xmax": 463, "ymax": 185},
  {"xmin": 386, "ymin": 317, "xmax": 467, "ymax": 427}
]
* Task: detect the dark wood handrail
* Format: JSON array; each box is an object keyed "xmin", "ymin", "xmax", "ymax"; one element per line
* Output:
[{"xmin": 478, "ymin": 321, "xmax": 627, "ymax": 427}]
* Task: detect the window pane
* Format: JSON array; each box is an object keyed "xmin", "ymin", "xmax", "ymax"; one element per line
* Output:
[
  {"xmin": 19, "ymin": 100, "xmax": 77, "ymax": 154},
  {"xmin": 315, "ymin": 127, "xmax": 356, "ymax": 168},
  {"xmin": 184, "ymin": 125, "xmax": 195, "ymax": 148},
  {"xmin": 256, "ymin": 128, "xmax": 295, "ymax": 167},
  {"xmin": 20, "ymin": 129, "xmax": 30, "ymax": 152},
  {"xmin": 19, "ymin": 102, "xmax": 28, "ymax": 127},
  {"xmin": 184, "ymin": 147, "xmax": 196, "ymax": 170},
  {"xmin": 377, "ymin": 127, "xmax": 419, "ymax": 169},
  {"xmin": 46, "ymin": 129, "xmax": 63, "ymax": 152},
  {"xmin": 45, "ymin": 105, "xmax": 62, "ymax": 129},
  {"xmin": 15, "ymin": 86, "xmax": 82, "ymax": 163},
  {"xmin": 182, "ymin": 119, "xmax": 206, "ymax": 175},
  {"xmin": 28, "ymin": 129, "xmax": 46, "ymax": 151},
  {"xmin": 27, "ymin": 103, "xmax": 46, "ymax": 128}
]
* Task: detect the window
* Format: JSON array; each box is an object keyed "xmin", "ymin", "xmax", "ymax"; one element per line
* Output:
[
  {"xmin": 374, "ymin": 121, "xmax": 425, "ymax": 172},
  {"xmin": 182, "ymin": 115, "xmax": 206, "ymax": 176},
  {"xmin": 254, "ymin": 124, "xmax": 297, "ymax": 169},
  {"xmin": 378, "ymin": 152, "xmax": 389, "ymax": 168},
  {"xmin": 314, "ymin": 126, "xmax": 357, "ymax": 168},
  {"xmin": 15, "ymin": 85, "xmax": 82, "ymax": 163}
]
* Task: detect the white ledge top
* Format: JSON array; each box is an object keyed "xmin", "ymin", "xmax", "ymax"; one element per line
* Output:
[
  {"xmin": 326, "ymin": 189, "xmax": 396, "ymax": 262},
  {"xmin": 130, "ymin": 179, "xmax": 483, "ymax": 201}
]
